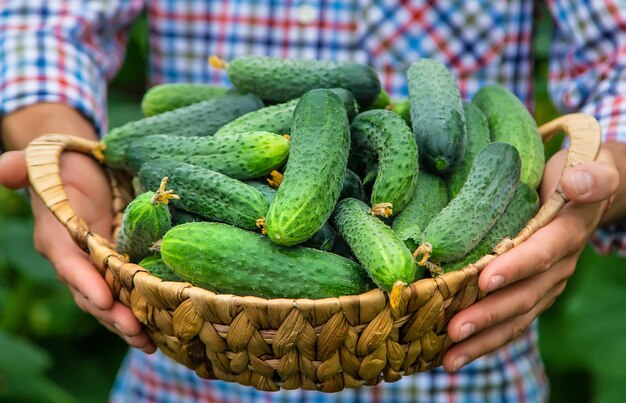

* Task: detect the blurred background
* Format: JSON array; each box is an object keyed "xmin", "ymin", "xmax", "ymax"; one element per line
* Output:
[{"xmin": 1, "ymin": 4, "xmax": 625, "ymax": 402}]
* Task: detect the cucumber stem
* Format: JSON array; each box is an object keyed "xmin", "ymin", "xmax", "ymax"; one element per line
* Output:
[
  {"xmin": 370, "ymin": 202, "xmax": 393, "ymax": 218},
  {"xmin": 209, "ymin": 55, "xmax": 228, "ymax": 69},
  {"xmin": 266, "ymin": 170, "xmax": 283, "ymax": 189},
  {"xmin": 149, "ymin": 240, "xmax": 162, "ymax": 253},
  {"xmin": 412, "ymin": 242, "xmax": 432, "ymax": 266},
  {"xmin": 389, "ymin": 281, "xmax": 405, "ymax": 310},
  {"xmin": 151, "ymin": 176, "xmax": 180, "ymax": 205},
  {"xmin": 256, "ymin": 218, "xmax": 267, "ymax": 235}
]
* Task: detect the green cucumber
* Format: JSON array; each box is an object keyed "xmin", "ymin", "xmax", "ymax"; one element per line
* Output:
[
  {"xmin": 265, "ymin": 89, "xmax": 350, "ymax": 246},
  {"xmin": 472, "ymin": 84, "xmax": 545, "ymax": 189},
  {"xmin": 408, "ymin": 59, "xmax": 466, "ymax": 176},
  {"xmin": 138, "ymin": 160, "xmax": 268, "ymax": 230},
  {"xmin": 364, "ymin": 88, "xmax": 391, "ymax": 110},
  {"xmin": 141, "ymin": 83, "xmax": 227, "ymax": 117},
  {"xmin": 170, "ymin": 207, "xmax": 206, "ymax": 226},
  {"xmin": 446, "ymin": 102, "xmax": 492, "ymax": 199},
  {"xmin": 391, "ymin": 99, "xmax": 411, "ymax": 127},
  {"xmin": 391, "ymin": 172, "xmax": 449, "ymax": 250},
  {"xmin": 115, "ymin": 178, "xmax": 176, "ymax": 263},
  {"xmin": 340, "ymin": 169, "xmax": 366, "ymax": 202},
  {"xmin": 350, "ymin": 109, "xmax": 419, "ymax": 215},
  {"xmin": 102, "ymin": 92, "xmax": 264, "ymax": 169},
  {"xmin": 124, "ymin": 131, "xmax": 289, "ymax": 178},
  {"xmin": 217, "ymin": 55, "xmax": 381, "ymax": 107},
  {"xmin": 420, "ymin": 142, "xmax": 521, "ymax": 263},
  {"xmin": 138, "ymin": 254, "xmax": 183, "ymax": 282},
  {"xmin": 333, "ymin": 198, "xmax": 418, "ymax": 293},
  {"xmin": 213, "ymin": 88, "xmax": 359, "ymax": 137},
  {"xmin": 443, "ymin": 182, "xmax": 540, "ymax": 272},
  {"xmin": 160, "ymin": 222, "xmax": 373, "ymax": 299}
]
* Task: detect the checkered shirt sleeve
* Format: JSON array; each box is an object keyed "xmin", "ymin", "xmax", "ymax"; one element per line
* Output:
[
  {"xmin": 547, "ymin": 1, "xmax": 626, "ymax": 255},
  {"xmin": 0, "ymin": 0, "xmax": 145, "ymax": 136}
]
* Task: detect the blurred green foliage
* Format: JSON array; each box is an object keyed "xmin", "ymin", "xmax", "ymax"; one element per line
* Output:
[{"xmin": 1, "ymin": 4, "xmax": 625, "ymax": 403}]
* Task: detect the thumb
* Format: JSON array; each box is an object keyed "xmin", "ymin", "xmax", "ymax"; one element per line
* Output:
[
  {"xmin": 560, "ymin": 150, "xmax": 619, "ymax": 204},
  {"xmin": 0, "ymin": 151, "xmax": 29, "ymax": 189}
]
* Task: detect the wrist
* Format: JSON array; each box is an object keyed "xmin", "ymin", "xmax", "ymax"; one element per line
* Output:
[{"xmin": 1, "ymin": 103, "xmax": 97, "ymax": 150}]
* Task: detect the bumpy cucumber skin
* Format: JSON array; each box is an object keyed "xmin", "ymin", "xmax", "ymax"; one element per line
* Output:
[
  {"xmin": 115, "ymin": 192, "xmax": 172, "ymax": 263},
  {"xmin": 333, "ymin": 198, "xmax": 418, "ymax": 290},
  {"xmin": 124, "ymin": 131, "xmax": 289, "ymax": 179},
  {"xmin": 141, "ymin": 83, "xmax": 227, "ymax": 117},
  {"xmin": 391, "ymin": 172, "xmax": 449, "ymax": 249},
  {"xmin": 226, "ymin": 55, "xmax": 381, "ymax": 107},
  {"xmin": 103, "ymin": 93, "xmax": 264, "ymax": 169},
  {"xmin": 160, "ymin": 222, "xmax": 373, "ymax": 299},
  {"xmin": 138, "ymin": 254, "xmax": 183, "ymax": 282},
  {"xmin": 265, "ymin": 89, "xmax": 350, "ymax": 246},
  {"xmin": 444, "ymin": 182, "xmax": 540, "ymax": 272},
  {"xmin": 214, "ymin": 88, "xmax": 358, "ymax": 137},
  {"xmin": 340, "ymin": 169, "xmax": 366, "ymax": 202},
  {"xmin": 408, "ymin": 59, "xmax": 467, "ymax": 176},
  {"xmin": 446, "ymin": 102, "xmax": 492, "ymax": 199},
  {"xmin": 350, "ymin": 109, "xmax": 419, "ymax": 214},
  {"xmin": 138, "ymin": 160, "xmax": 269, "ymax": 230},
  {"xmin": 421, "ymin": 142, "xmax": 521, "ymax": 262},
  {"xmin": 472, "ymin": 84, "xmax": 545, "ymax": 189}
]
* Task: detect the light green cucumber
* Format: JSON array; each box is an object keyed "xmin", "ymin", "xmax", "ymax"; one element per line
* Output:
[
  {"xmin": 141, "ymin": 83, "xmax": 228, "ymax": 117},
  {"xmin": 265, "ymin": 89, "xmax": 350, "ymax": 246},
  {"xmin": 350, "ymin": 109, "xmax": 419, "ymax": 215},
  {"xmin": 160, "ymin": 222, "xmax": 374, "ymax": 299},
  {"xmin": 102, "ymin": 92, "xmax": 264, "ymax": 169},
  {"xmin": 138, "ymin": 160, "xmax": 268, "ymax": 230},
  {"xmin": 391, "ymin": 172, "xmax": 449, "ymax": 250},
  {"xmin": 391, "ymin": 99, "xmax": 411, "ymax": 127},
  {"xmin": 333, "ymin": 198, "xmax": 418, "ymax": 293},
  {"xmin": 213, "ymin": 88, "xmax": 359, "ymax": 137},
  {"xmin": 124, "ymin": 131, "xmax": 289, "ymax": 179},
  {"xmin": 443, "ymin": 182, "xmax": 540, "ymax": 272},
  {"xmin": 472, "ymin": 84, "xmax": 545, "ymax": 189},
  {"xmin": 419, "ymin": 142, "xmax": 521, "ymax": 263},
  {"xmin": 446, "ymin": 102, "xmax": 492, "ymax": 199},
  {"xmin": 408, "ymin": 58, "xmax": 467, "ymax": 176},
  {"xmin": 115, "ymin": 178, "xmax": 176, "ymax": 263}
]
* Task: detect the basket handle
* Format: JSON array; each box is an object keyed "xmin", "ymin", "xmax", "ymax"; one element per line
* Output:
[{"xmin": 24, "ymin": 134, "xmax": 108, "ymax": 251}]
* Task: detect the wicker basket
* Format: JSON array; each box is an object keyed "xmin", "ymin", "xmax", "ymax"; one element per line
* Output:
[{"xmin": 24, "ymin": 113, "xmax": 600, "ymax": 392}]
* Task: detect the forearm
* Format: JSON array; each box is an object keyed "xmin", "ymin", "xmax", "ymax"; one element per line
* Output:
[{"xmin": 1, "ymin": 103, "xmax": 98, "ymax": 151}]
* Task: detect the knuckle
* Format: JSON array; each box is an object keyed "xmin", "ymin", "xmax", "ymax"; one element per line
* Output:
[
  {"xmin": 518, "ymin": 290, "xmax": 538, "ymax": 314},
  {"xmin": 535, "ymin": 247, "xmax": 556, "ymax": 273},
  {"xmin": 510, "ymin": 319, "xmax": 529, "ymax": 340}
]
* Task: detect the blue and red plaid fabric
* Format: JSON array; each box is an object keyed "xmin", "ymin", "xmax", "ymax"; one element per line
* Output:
[{"xmin": 2, "ymin": 0, "xmax": 625, "ymax": 401}]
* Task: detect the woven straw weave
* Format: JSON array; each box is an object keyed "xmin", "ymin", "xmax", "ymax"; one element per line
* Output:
[{"xmin": 24, "ymin": 114, "xmax": 600, "ymax": 392}]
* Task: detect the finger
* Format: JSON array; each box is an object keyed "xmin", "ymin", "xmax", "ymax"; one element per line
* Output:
[
  {"xmin": 443, "ymin": 281, "xmax": 565, "ymax": 372},
  {"xmin": 448, "ymin": 256, "xmax": 572, "ymax": 343},
  {"xmin": 478, "ymin": 199, "xmax": 599, "ymax": 293},
  {"xmin": 560, "ymin": 150, "xmax": 619, "ymax": 203},
  {"xmin": 0, "ymin": 150, "xmax": 29, "ymax": 189}
]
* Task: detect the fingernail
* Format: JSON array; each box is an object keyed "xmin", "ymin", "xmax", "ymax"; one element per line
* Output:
[
  {"xmin": 458, "ymin": 323, "xmax": 475, "ymax": 341},
  {"xmin": 453, "ymin": 356, "xmax": 469, "ymax": 372},
  {"xmin": 570, "ymin": 171, "xmax": 593, "ymax": 196},
  {"xmin": 113, "ymin": 322, "xmax": 122, "ymax": 331},
  {"xmin": 487, "ymin": 275, "xmax": 504, "ymax": 291}
]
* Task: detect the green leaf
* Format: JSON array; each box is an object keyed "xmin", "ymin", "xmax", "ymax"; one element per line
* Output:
[{"xmin": 0, "ymin": 330, "xmax": 50, "ymax": 376}]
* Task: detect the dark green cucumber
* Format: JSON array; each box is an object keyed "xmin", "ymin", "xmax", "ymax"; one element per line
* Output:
[
  {"xmin": 213, "ymin": 88, "xmax": 359, "ymax": 137},
  {"xmin": 364, "ymin": 87, "xmax": 391, "ymax": 110},
  {"xmin": 102, "ymin": 92, "xmax": 264, "ymax": 169},
  {"xmin": 446, "ymin": 102, "xmax": 492, "ymax": 199},
  {"xmin": 170, "ymin": 207, "xmax": 207, "ymax": 226},
  {"xmin": 265, "ymin": 89, "xmax": 350, "ymax": 246},
  {"xmin": 245, "ymin": 180, "xmax": 337, "ymax": 251},
  {"xmin": 115, "ymin": 179, "xmax": 175, "ymax": 263},
  {"xmin": 333, "ymin": 198, "xmax": 418, "ymax": 291},
  {"xmin": 124, "ymin": 131, "xmax": 289, "ymax": 178},
  {"xmin": 391, "ymin": 99, "xmax": 411, "ymax": 127},
  {"xmin": 138, "ymin": 254, "xmax": 183, "ymax": 282},
  {"xmin": 138, "ymin": 160, "xmax": 268, "ymax": 230},
  {"xmin": 220, "ymin": 55, "xmax": 381, "ymax": 107},
  {"xmin": 160, "ymin": 222, "xmax": 373, "ymax": 299},
  {"xmin": 472, "ymin": 84, "xmax": 545, "ymax": 189},
  {"xmin": 340, "ymin": 169, "xmax": 366, "ymax": 202},
  {"xmin": 420, "ymin": 142, "xmax": 521, "ymax": 262},
  {"xmin": 350, "ymin": 109, "xmax": 419, "ymax": 215},
  {"xmin": 141, "ymin": 83, "xmax": 227, "ymax": 117},
  {"xmin": 391, "ymin": 172, "xmax": 449, "ymax": 250},
  {"xmin": 443, "ymin": 182, "xmax": 540, "ymax": 272},
  {"xmin": 408, "ymin": 59, "xmax": 466, "ymax": 176}
]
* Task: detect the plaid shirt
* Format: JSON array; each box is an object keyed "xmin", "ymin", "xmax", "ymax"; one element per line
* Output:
[{"xmin": 2, "ymin": 0, "xmax": 625, "ymax": 401}]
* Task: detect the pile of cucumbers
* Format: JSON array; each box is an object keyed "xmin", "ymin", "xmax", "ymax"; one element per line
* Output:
[{"xmin": 104, "ymin": 55, "xmax": 544, "ymax": 301}]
